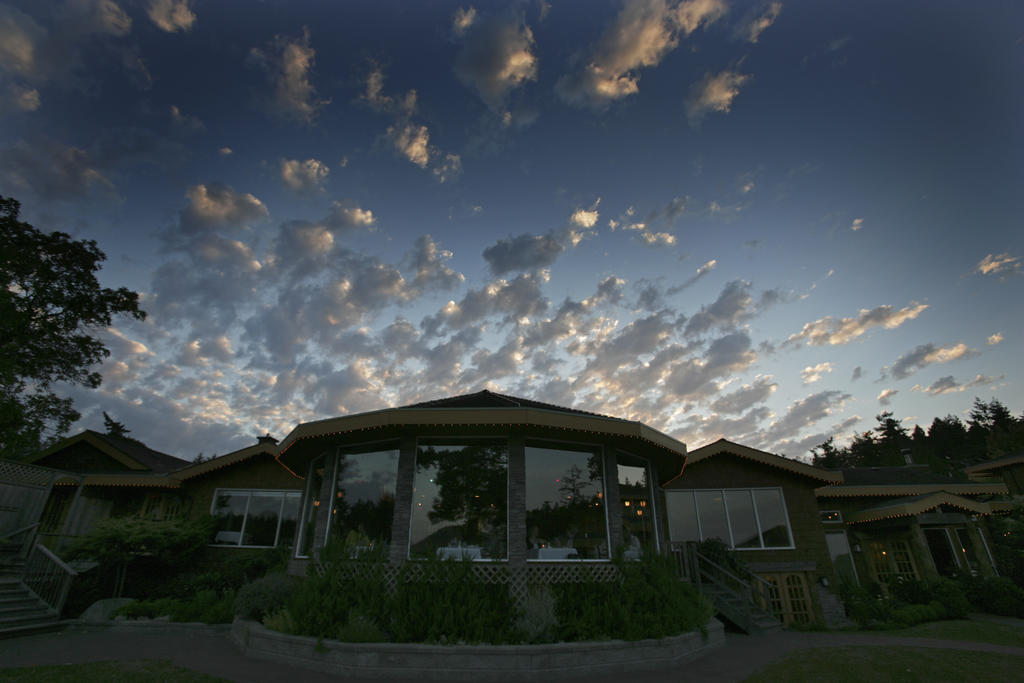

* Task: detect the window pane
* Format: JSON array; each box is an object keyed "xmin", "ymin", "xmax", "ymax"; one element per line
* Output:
[
  {"xmin": 666, "ymin": 492, "xmax": 699, "ymax": 543},
  {"xmin": 525, "ymin": 445, "xmax": 608, "ymax": 560},
  {"xmin": 278, "ymin": 493, "xmax": 301, "ymax": 549},
  {"xmin": 212, "ymin": 492, "xmax": 248, "ymax": 545},
  {"xmin": 725, "ymin": 490, "xmax": 760, "ymax": 549},
  {"xmin": 753, "ymin": 489, "xmax": 792, "ymax": 548},
  {"xmin": 297, "ymin": 458, "xmax": 325, "ymax": 557},
  {"xmin": 245, "ymin": 492, "xmax": 283, "ymax": 547},
  {"xmin": 410, "ymin": 442, "xmax": 508, "ymax": 560},
  {"xmin": 955, "ymin": 527, "xmax": 978, "ymax": 572},
  {"xmin": 617, "ymin": 453, "xmax": 655, "ymax": 555},
  {"xmin": 328, "ymin": 448, "xmax": 399, "ymax": 550},
  {"xmin": 694, "ymin": 491, "xmax": 730, "ymax": 544}
]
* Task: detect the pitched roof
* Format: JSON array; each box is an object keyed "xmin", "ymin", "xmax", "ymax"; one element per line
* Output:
[
  {"xmin": 836, "ymin": 465, "xmax": 972, "ymax": 486},
  {"xmin": 173, "ymin": 440, "xmax": 284, "ymax": 480},
  {"xmin": 668, "ymin": 438, "xmax": 843, "ymax": 484},
  {"xmin": 963, "ymin": 452, "xmax": 1024, "ymax": 475},
  {"xmin": 846, "ymin": 491, "xmax": 1000, "ymax": 524},
  {"xmin": 402, "ymin": 389, "xmax": 612, "ymax": 419},
  {"xmin": 29, "ymin": 430, "xmax": 190, "ymax": 474},
  {"xmin": 815, "ymin": 464, "xmax": 1008, "ymax": 498}
]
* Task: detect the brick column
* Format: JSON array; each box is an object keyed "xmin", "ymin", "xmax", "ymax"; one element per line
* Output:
[
  {"xmin": 603, "ymin": 446, "xmax": 623, "ymax": 555},
  {"xmin": 389, "ymin": 433, "xmax": 417, "ymax": 566},
  {"xmin": 507, "ymin": 433, "xmax": 526, "ymax": 567}
]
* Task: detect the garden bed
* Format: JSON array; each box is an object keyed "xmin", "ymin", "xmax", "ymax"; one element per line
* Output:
[{"xmin": 230, "ymin": 617, "xmax": 725, "ymax": 681}]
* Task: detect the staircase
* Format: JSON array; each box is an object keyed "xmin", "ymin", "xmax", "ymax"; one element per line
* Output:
[
  {"xmin": 0, "ymin": 553, "xmax": 61, "ymax": 637},
  {"xmin": 700, "ymin": 583, "xmax": 782, "ymax": 635}
]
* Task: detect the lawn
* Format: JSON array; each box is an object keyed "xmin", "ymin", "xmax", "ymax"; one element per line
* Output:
[
  {"xmin": 846, "ymin": 619, "xmax": 1024, "ymax": 648},
  {"xmin": 0, "ymin": 660, "xmax": 229, "ymax": 682},
  {"xmin": 746, "ymin": 646, "xmax": 1024, "ymax": 683}
]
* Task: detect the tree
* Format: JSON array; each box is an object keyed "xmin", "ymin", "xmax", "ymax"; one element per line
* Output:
[
  {"xmin": 0, "ymin": 196, "xmax": 145, "ymax": 458},
  {"xmin": 102, "ymin": 411, "xmax": 130, "ymax": 438}
]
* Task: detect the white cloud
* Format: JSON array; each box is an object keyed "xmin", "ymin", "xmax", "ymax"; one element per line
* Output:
[
  {"xmin": 710, "ymin": 376, "xmax": 777, "ymax": 414},
  {"xmin": 913, "ymin": 374, "xmax": 1001, "ymax": 396},
  {"xmin": 181, "ymin": 183, "xmax": 268, "ymax": 232},
  {"xmin": 801, "ymin": 362, "xmax": 833, "ymax": 384},
  {"xmin": 280, "ymin": 157, "xmax": 329, "ymax": 192},
  {"xmin": 218, "ymin": 147, "xmax": 232, "ymax": 156},
  {"xmin": 696, "ymin": 259, "xmax": 717, "ymax": 276},
  {"xmin": 2, "ymin": 85, "xmax": 40, "ymax": 112},
  {"xmin": 976, "ymin": 253, "xmax": 1020, "ymax": 277},
  {"xmin": 556, "ymin": 0, "xmax": 727, "ymax": 109},
  {"xmin": 987, "ymin": 332, "xmax": 1003, "ymax": 345},
  {"xmin": 571, "ymin": 205, "xmax": 600, "ymax": 229},
  {"xmin": 70, "ymin": 0, "xmax": 132, "ymax": 37},
  {"xmin": 148, "ymin": 0, "xmax": 195, "ymax": 33},
  {"xmin": 850, "ymin": 218, "xmax": 863, "ymax": 231},
  {"xmin": 483, "ymin": 232, "xmax": 564, "ymax": 275},
  {"xmin": 877, "ymin": 388, "xmax": 898, "ymax": 405},
  {"xmin": 763, "ymin": 390, "xmax": 851, "ymax": 444},
  {"xmin": 248, "ymin": 28, "xmax": 328, "ymax": 123},
  {"xmin": 454, "ymin": 14, "xmax": 537, "ymax": 113},
  {"xmin": 387, "ymin": 123, "xmax": 431, "ymax": 168},
  {"xmin": 452, "ymin": 6, "xmax": 477, "ymax": 35},
  {"xmin": 786, "ymin": 301, "xmax": 928, "ymax": 347},
  {"xmin": 890, "ymin": 342, "xmax": 974, "ymax": 379},
  {"xmin": 736, "ymin": 2, "xmax": 781, "ymax": 43},
  {"xmin": 324, "ymin": 200, "xmax": 376, "ymax": 230},
  {"xmin": 686, "ymin": 69, "xmax": 752, "ymax": 125}
]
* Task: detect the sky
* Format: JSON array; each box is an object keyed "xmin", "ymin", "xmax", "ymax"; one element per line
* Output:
[{"xmin": 1, "ymin": 0, "xmax": 1021, "ymax": 462}]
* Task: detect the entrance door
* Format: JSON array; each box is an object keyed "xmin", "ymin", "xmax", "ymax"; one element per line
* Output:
[{"xmin": 758, "ymin": 572, "xmax": 813, "ymax": 625}]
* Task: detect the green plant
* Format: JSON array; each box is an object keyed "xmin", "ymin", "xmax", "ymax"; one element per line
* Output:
[
  {"xmin": 233, "ymin": 573, "xmax": 297, "ymax": 621},
  {"xmin": 336, "ymin": 610, "xmax": 388, "ymax": 642},
  {"xmin": 262, "ymin": 607, "xmax": 298, "ymax": 633},
  {"xmin": 960, "ymin": 575, "xmax": 1024, "ymax": 617},
  {"xmin": 115, "ymin": 589, "xmax": 235, "ymax": 624},
  {"xmin": 514, "ymin": 585, "xmax": 558, "ymax": 643}
]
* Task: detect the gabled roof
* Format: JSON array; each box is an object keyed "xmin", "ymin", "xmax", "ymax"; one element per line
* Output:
[
  {"xmin": 29, "ymin": 430, "xmax": 190, "ymax": 474},
  {"xmin": 815, "ymin": 465, "xmax": 1008, "ymax": 498},
  {"xmin": 846, "ymin": 491, "xmax": 1000, "ymax": 524},
  {"xmin": 173, "ymin": 439, "xmax": 283, "ymax": 480},
  {"xmin": 403, "ymin": 390, "xmax": 612, "ymax": 419},
  {"xmin": 964, "ymin": 452, "xmax": 1024, "ymax": 475},
  {"xmin": 836, "ymin": 465, "xmax": 973, "ymax": 486},
  {"xmin": 669, "ymin": 438, "xmax": 843, "ymax": 484}
]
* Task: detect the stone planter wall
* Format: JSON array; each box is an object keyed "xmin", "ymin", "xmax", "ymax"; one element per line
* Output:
[{"xmin": 230, "ymin": 618, "xmax": 725, "ymax": 681}]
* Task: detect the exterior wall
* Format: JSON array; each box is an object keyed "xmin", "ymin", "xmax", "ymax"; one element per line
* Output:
[
  {"xmin": 35, "ymin": 442, "xmax": 132, "ymax": 472},
  {"xmin": 180, "ymin": 454, "xmax": 304, "ymax": 520}
]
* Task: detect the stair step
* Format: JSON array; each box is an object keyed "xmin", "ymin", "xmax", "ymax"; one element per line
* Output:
[
  {"xmin": 0, "ymin": 604, "xmax": 50, "ymax": 618},
  {"xmin": 0, "ymin": 618, "xmax": 62, "ymax": 640},
  {"xmin": 0, "ymin": 612, "xmax": 56, "ymax": 629}
]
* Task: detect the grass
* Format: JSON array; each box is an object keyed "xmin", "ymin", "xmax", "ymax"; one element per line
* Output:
[
  {"xmin": 746, "ymin": 646, "xmax": 1024, "ymax": 683},
  {"xmin": 0, "ymin": 659, "xmax": 229, "ymax": 682},
  {"xmin": 844, "ymin": 619, "xmax": 1024, "ymax": 648}
]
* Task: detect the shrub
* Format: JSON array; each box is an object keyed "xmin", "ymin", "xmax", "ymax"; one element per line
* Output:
[
  {"xmin": 960, "ymin": 575, "xmax": 1024, "ymax": 618},
  {"xmin": 838, "ymin": 580, "xmax": 891, "ymax": 628},
  {"xmin": 234, "ymin": 573, "xmax": 297, "ymax": 621},
  {"xmin": 514, "ymin": 585, "xmax": 558, "ymax": 643},
  {"xmin": 115, "ymin": 589, "xmax": 235, "ymax": 624}
]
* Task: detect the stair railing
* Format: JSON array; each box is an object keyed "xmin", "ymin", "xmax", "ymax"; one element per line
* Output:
[
  {"xmin": 1, "ymin": 522, "xmax": 40, "ymax": 562},
  {"xmin": 23, "ymin": 542, "xmax": 77, "ymax": 617}
]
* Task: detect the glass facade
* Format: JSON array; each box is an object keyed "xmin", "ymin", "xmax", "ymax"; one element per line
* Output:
[
  {"xmin": 326, "ymin": 446, "xmax": 399, "ymax": 550},
  {"xmin": 617, "ymin": 452, "xmax": 656, "ymax": 554},
  {"xmin": 666, "ymin": 488, "xmax": 794, "ymax": 549},
  {"xmin": 409, "ymin": 442, "xmax": 509, "ymax": 560},
  {"xmin": 525, "ymin": 444, "xmax": 608, "ymax": 560}
]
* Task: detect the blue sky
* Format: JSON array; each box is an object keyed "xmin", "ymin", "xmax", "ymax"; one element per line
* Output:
[{"xmin": 1, "ymin": 0, "xmax": 1021, "ymax": 461}]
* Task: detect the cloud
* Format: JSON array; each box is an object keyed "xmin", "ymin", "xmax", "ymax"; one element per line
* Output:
[
  {"xmin": 987, "ymin": 332, "xmax": 1003, "ymax": 345},
  {"xmin": 0, "ymin": 138, "xmax": 115, "ymax": 200},
  {"xmin": 248, "ymin": 28, "xmax": 328, "ymax": 123},
  {"xmin": 407, "ymin": 235, "xmax": 465, "ymax": 290},
  {"xmin": 786, "ymin": 301, "xmax": 928, "ymax": 347},
  {"xmin": 850, "ymin": 218, "xmax": 863, "ymax": 231},
  {"xmin": 454, "ymin": 14, "xmax": 537, "ymax": 113},
  {"xmin": 913, "ymin": 374, "xmax": 1001, "ymax": 396},
  {"xmin": 452, "ymin": 6, "xmax": 477, "ymax": 35},
  {"xmin": 851, "ymin": 366, "xmax": 863, "ymax": 381},
  {"xmin": 709, "ymin": 376, "xmax": 777, "ymax": 414},
  {"xmin": 69, "ymin": 0, "xmax": 132, "ymax": 37},
  {"xmin": 735, "ymin": 2, "xmax": 781, "ymax": 43},
  {"xmin": 976, "ymin": 253, "xmax": 1020, "ymax": 277},
  {"xmin": 571, "ymin": 204, "xmax": 600, "ymax": 229},
  {"xmin": 323, "ymin": 200, "xmax": 376, "ymax": 231},
  {"xmin": 877, "ymin": 388, "xmax": 898, "ymax": 405},
  {"xmin": 147, "ymin": 0, "xmax": 195, "ymax": 33},
  {"xmin": 422, "ymin": 273, "xmax": 548, "ymax": 337},
  {"xmin": 890, "ymin": 342, "xmax": 974, "ymax": 380},
  {"xmin": 180, "ymin": 183, "xmax": 268, "ymax": 233},
  {"xmin": 170, "ymin": 104, "xmax": 204, "ymax": 131},
  {"xmin": 483, "ymin": 232, "xmax": 565, "ymax": 275},
  {"xmin": 686, "ymin": 69, "xmax": 752, "ymax": 125},
  {"xmin": 801, "ymin": 362, "xmax": 833, "ymax": 384},
  {"xmin": 556, "ymin": 0, "xmax": 727, "ymax": 109},
  {"xmin": 763, "ymin": 389, "xmax": 852, "ymax": 444},
  {"xmin": 1, "ymin": 84, "xmax": 40, "ymax": 112},
  {"xmin": 218, "ymin": 147, "xmax": 232, "ymax": 156},
  {"xmin": 280, "ymin": 157, "xmax": 329, "ymax": 192},
  {"xmin": 684, "ymin": 280, "xmax": 759, "ymax": 336},
  {"xmin": 663, "ymin": 331, "xmax": 758, "ymax": 401}
]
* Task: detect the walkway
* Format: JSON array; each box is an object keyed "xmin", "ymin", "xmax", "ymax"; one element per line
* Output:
[{"xmin": 1, "ymin": 619, "xmax": 1022, "ymax": 682}]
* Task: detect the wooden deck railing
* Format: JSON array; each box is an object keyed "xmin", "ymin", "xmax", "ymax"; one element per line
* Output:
[{"xmin": 23, "ymin": 542, "xmax": 77, "ymax": 616}]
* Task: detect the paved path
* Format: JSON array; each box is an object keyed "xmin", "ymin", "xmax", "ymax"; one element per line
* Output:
[{"xmin": 1, "ymin": 621, "xmax": 1023, "ymax": 682}]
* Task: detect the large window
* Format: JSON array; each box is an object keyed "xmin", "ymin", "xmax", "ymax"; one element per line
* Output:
[
  {"xmin": 525, "ymin": 443, "xmax": 608, "ymax": 560},
  {"xmin": 617, "ymin": 452, "xmax": 656, "ymax": 555},
  {"xmin": 326, "ymin": 446, "xmax": 400, "ymax": 550},
  {"xmin": 666, "ymin": 488, "xmax": 794, "ymax": 550},
  {"xmin": 295, "ymin": 456, "xmax": 325, "ymax": 558},
  {"xmin": 211, "ymin": 489, "xmax": 301, "ymax": 548},
  {"xmin": 409, "ymin": 441, "xmax": 508, "ymax": 560}
]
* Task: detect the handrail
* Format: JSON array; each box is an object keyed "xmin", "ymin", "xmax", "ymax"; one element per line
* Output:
[
  {"xmin": 23, "ymin": 542, "xmax": 77, "ymax": 617},
  {"xmin": 32, "ymin": 542, "xmax": 77, "ymax": 577},
  {"xmin": 0, "ymin": 522, "xmax": 40, "ymax": 541}
]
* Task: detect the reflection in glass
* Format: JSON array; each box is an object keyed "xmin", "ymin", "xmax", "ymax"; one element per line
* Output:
[
  {"xmin": 666, "ymin": 491, "xmax": 699, "ymax": 543},
  {"xmin": 297, "ymin": 457, "xmax": 325, "ymax": 557},
  {"xmin": 725, "ymin": 490, "xmax": 760, "ymax": 549},
  {"xmin": 212, "ymin": 490, "xmax": 302, "ymax": 547},
  {"xmin": 525, "ymin": 445, "xmax": 608, "ymax": 560},
  {"xmin": 212, "ymin": 492, "xmax": 248, "ymax": 545},
  {"xmin": 753, "ymin": 489, "xmax": 792, "ymax": 548},
  {"xmin": 246, "ymin": 492, "xmax": 284, "ymax": 546},
  {"xmin": 694, "ymin": 491, "xmax": 730, "ymax": 544},
  {"xmin": 409, "ymin": 442, "xmax": 508, "ymax": 560},
  {"xmin": 617, "ymin": 453, "xmax": 655, "ymax": 555},
  {"xmin": 327, "ymin": 448, "xmax": 399, "ymax": 550}
]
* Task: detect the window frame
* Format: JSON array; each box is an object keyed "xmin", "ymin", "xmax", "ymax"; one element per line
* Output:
[
  {"xmin": 668, "ymin": 487, "xmax": 796, "ymax": 551},
  {"xmin": 616, "ymin": 450, "xmax": 659, "ymax": 554},
  {"xmin": 323, "ymin": 441, "xmax": 401, "ymax": 547},
  {"xmin": 209, "ymin": 488, "xmax": 302, "ymax": 549}
]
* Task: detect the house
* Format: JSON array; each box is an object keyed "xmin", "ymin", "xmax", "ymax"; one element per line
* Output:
[
  {"xmin": 964, "ymin": 452, "xmax": 1024, "ymax": 497},
  {"xmin": 662, "ymin": 439, "xmax": 844, "ymax": 625},
  {"xmin": 275, "ymin": 390, "xmax": 687, "ymax": 576},
  {"xmin": 23, "ymin": 431, "xmax": 302, "ymax": 553},
  {"xmin": 814, "ymin": 465, "xmax": 1009, "ymax": 588}
]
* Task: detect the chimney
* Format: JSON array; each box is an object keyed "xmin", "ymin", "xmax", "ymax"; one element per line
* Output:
[
  {"xmin": 901, "ymin": 448, "xmax": 913, "ymax": 466},
  {"xmin": 257, "ymin": 433, "xmax": 278, "ymax": 445}
]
